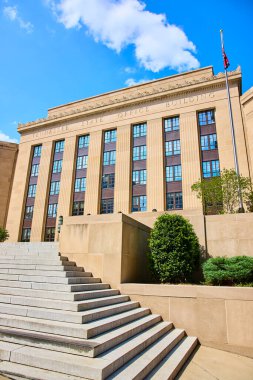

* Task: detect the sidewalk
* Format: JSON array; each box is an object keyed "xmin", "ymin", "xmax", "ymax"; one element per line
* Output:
[{"xmin": 178, "ymin": 346, "xmax": 253, "ymax": 380}]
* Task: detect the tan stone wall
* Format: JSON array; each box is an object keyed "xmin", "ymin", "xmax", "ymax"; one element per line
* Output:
[
  {"xmin": 5, "ymin": 140, "xmax": 33, "ymax": 241},
  {"xmin": 241, "ymin": 87, "xmax": 253, "ymax": 180},
  {"xmin": 59, "ymin": 213, "xmax": 151, "ymax": 288},
  {"xmin": 120, "ymin": 283, "xmax": 253, "ymax": 358},
  {"xmin": 0, "ymin": 142, "xmax": 18, "ymax": 229}
]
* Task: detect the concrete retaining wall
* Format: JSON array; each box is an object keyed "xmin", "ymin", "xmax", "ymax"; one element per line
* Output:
[{"xmin": 120, "ymin": 283, "xmax": 253, "ymax": 358}]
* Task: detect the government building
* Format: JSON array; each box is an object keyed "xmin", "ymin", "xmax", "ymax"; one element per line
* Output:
[{"xmin": 4, "ymin": 65, "xmax": 253, "ymax": 243}]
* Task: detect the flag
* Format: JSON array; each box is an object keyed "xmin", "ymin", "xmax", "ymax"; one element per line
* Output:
[{"xmin": 222, "ymin": 47, "xmax": 230, "ymax": 69}]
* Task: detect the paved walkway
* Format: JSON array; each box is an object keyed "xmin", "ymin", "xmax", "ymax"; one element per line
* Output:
[{"xmin": 178, "ymin": 346, "xmax": 253, "ymax": 380}]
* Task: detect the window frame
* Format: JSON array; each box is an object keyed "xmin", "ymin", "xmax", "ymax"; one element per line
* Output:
[
  {"xmin": 202, "ymin": 160, "xmax": 220, "ymax": 178},
  {"xmin": 165, "ymin": 140, "xmax": 181, "ymax": 156},
  {"xmin": 132, "ymin": 169, "xmax": 147, "ymax": 185},
  {"xmin": 164, "ymin": 116, "xmax": 180, "ymax": 132},
  {"xmin": 133, "ymin": 123, "xmax": 147, "ymax": 138},
  {"xmin": 198, "ymin": 110, "xmax": 215, "ymax": 126},
  {"xmin": 133, "ymin": 145, "xmax": 147, "ymax": 161},
  {"xmin": 104, "ymin": 129, "xmax": 117, "ymax": 143},
  {"xmin": 101, "ymin": 198, "xmax": 114, "ymax": 214},
  {"xmin": 166, "ymin": 165, "xmax": 182, "ymax": 182},
  {"xmin": 55, "ymin": 140, "xmax": 65, "ymax": 153},
  {"xmin": 78, "ymin": 135, "xmax": 90, "ymax": 149},
  {"xmin": 72, "ymin": 201, "xmax": 84, "ymax": 216},
  {"xmin": 47, "ymin": 203, "xmax": 58, "ymax": 218},
  {"xmin": 166, "ymin": 192, "xmax": 183, "ymax": 210}
]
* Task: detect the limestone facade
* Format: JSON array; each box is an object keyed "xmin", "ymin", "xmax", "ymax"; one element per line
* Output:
[
  {"xmin": 4, "ymin": 66, "xmax": 253, "ymax": 242},
  {"xmin": 0, "ymin": 142, "xmax": 18, "ymax": 229}
]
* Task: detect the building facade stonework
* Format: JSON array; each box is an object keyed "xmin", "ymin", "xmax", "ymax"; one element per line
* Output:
[{"xmin": 4, "ymin": 66, "xmax": 253, "ymax": 242}]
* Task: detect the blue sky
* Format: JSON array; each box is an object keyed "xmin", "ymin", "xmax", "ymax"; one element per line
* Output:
[{"xmin": 1, "ymin": 0, "xmax": 252, "ymax": 143}]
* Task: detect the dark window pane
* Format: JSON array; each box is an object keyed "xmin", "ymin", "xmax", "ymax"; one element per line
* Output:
[{"xmin": 101, "ymin": 198, "xmax": 114, "ymax": 214}]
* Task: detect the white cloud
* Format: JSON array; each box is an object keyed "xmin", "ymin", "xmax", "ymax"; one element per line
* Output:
[
  {"xmin": 3, "ymin": 5, "xmax": 34, "ymax": 33},
  {"xmin": 125, "ymin": 77, "xmax": 151, "ymax": 87},
  {"xmin": 124, "ymin": 67, "xmax": 137, "ymax": 74},
  {"xmin": 48, "ymin": 0, "xmax": 199, "ymax": 72},
  {"xmin": 0, "ymin": 131, "xmax": 18, "ymax": 144}
]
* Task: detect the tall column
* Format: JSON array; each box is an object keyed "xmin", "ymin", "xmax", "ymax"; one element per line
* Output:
[
  {"xmin": 6, "ymin": 141, "xmax": 32, "ymax": 242},
  {"xmin": 56, "ymin": 136, "xmax": 76, "ymax": 236},
  {"xmin": 84, "ymin": 130, "xmax": 103, "ymax": 215},
  {"xmin": 146, "ymin": 118, "xmax": 165, "ymax": 212},
  {"xmin": 114, "ymin": 124, "xmax": 131, "ymax": 214},
  {"xmin": 31, "ymin": 141, "xmax": 53, "ymax": 241},
  {"xmin": 180, "ymin": 111, "xmax": 202, "ymax": 211}
]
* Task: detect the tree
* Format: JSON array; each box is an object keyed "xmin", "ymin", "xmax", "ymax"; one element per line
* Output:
[
  {"xmin": 191, "ymin": 169, "xmax": 253, "ymax": 214},
  {"xmin": 148, "ymin": 214, "xmax": 200, "ymax": 283},
  {"xmin": 0, "ymin": 227, "xmax": 9, "ymax": 242}
]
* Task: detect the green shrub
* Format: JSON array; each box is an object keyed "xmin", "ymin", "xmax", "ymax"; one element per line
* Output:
[
  {"xmin": 203, "ymin": 256, "xmax": 253, "ymax": 285},
  {"xmin": 148, "ymin": 214, "xmax": 201, "ymax": 283},
  {"xmin": 0, "ymin": 227, "xmax": 9, "ymax": 242}
]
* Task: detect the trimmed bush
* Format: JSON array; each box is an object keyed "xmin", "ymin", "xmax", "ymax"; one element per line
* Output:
[
  {"xmin": 203, "ymin": 256, "xmax": 253, "ymax": 285},
  {"xmin": 148, "ymin": 214, "xmax": 200, "ymax": 283},
  {"xmin": 0, "ymin": 227, "xmax": 9, "ymax": 242}
]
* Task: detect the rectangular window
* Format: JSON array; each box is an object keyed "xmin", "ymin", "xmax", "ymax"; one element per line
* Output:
[
  {"xmin": 76, "ymin": 155, "xmax": 88, "ymax": 169},
  {"xmin": 132, "ymin": 169, "xmax": 147, "ymax": 185},
  {"xmin": 50, "ymin": 181, "xmax": 60, "ymax": 195},
  {"xmin": 102, "ymin": 173, "xmax": 115, "ymax": 189},
  {"xmin": 164, "ymin": 117, "xmax": 179, "ymax": 132},
  {"xmin": 133, "ymin": 145, "xmax": 146, "ymax": 161},
  {"xmin": 31, "ymin": 164, "xmax": 39, "ymax": 177},
  {"xmin": 28, "ymin": 184, "xmax": 37, "ymax": 198},
  {"xmin": 198, "ymin": 110, "xmax": 215, "ymax": 126},
  {"xmin": 202, "ymin": 160, "xmax": 220, "ymax": 178},
  {"xmin": 132, "ymin": 195, "xmax": 147, "ymax": 212},
  {"xmin": 104, "ymin": 130, "xmax": 117, "ymax": 143},
  {"xmin": 47, "ymin": 203, "xmax": 58, "ymax": 218},
  {"xmin": 72, "ymin": 201, "xmax": 84, "ymax": 216},
  {"xmin": 21, "ymin": 228, "xmax": 31, "ymax": 242},
  {"xmin": 166, "ymin": 165, "xmax": 182, "ymax": 182},
  {"xmin": 103, "ymin": 150, "xmax": 116, "ymax": 165},
  {"xmin": 201, "ymin": 134, "xmax": 218, "ymax": 151},
  {"xmin": 34, "ymin": 145, "xmax": 42, "ymax": 157},
  {"xmin": 133, "ymin": 123, "xmax": 147, "ymax": 138},
  {"xmin": 44, "ymin": 227, "xmax": 55, "ymax": 242},
  {"xmin": 78, "ymin": 135, "xmax": 90, "ymax": 149},
  {"xmin": 165, "ymin": 140, "xmax": 181, "ymax": 156},
  {"xmin": 55, "ymin": 140, "xmax": 64, "ymax": 153},
  {"xmin": 52, "ymin": 160, "xmax": 62, "ymax": 173},
  {"xmin": 24, "ymin": 206, "xmax": 34, "ymax": 219},
  {"xmin": 101, "ymin": 198, "xmax": 114, "ymax": 214},
  {"xmin": 166, "ymin": 192, "xmax": 183, "ymax": 210},
  {"xmin": 75, "ymin": 177, "xmax": 86, "ymax": 192}
]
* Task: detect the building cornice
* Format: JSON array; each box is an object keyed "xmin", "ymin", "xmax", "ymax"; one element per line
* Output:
[{"xmin": 18, "ymin": 66, "xmax": 241, "ymax": 133}]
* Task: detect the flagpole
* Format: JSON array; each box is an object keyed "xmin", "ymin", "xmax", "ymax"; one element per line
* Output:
[{"xmin": 220, "ymin": 29, "xmax": 244, "ymax": 212}]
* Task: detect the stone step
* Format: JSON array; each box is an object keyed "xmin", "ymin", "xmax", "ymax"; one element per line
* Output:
[
  {"xmin": 0, "ymin": 281, "xmax": 110, "ymax": 292},
  {"xmin": 0, "ymin": 269, "xmax": 89, "ymax": 277},
  {"xmin": 0, "ymin": 310, "xmax": 155, "ymax": 356},
  {"xmin": 146, "ymin": 336, "xmax": 198, "ymax": 379},
  {"xmin": 0, "ymin": 258, "xmax": 71, "ymax": 265},
  {"xmin": 107, "ymin": 328, "xmax": 186, "ymax": 379},
  {"xmin": 0, "ymin": 300, "xmax": 139, "ymax": 323},
  {"xmin": 0, "ymin": 253, "xmax": 61, "ymax": 259},
  {"xmin": 0, "ymin": 274, "xmax": 101, "ymax": 284},
  {"xmin": 0, "ymin": 264, "xmax": 81, "ymax": 271},
  {"xmin": 0, "ymin": 308, "xmax": 153, "ymax": 342},
  {"xmin": 5, "ymin": 321, "xmax": 171, "ymax": 379},
  {"xmin": 0, "ymin": 294, "xmax": 129, "ymax": 312},
  {"xmin": 0, "ymin": 286, "xmax": 119, "ymax": 301},
  {"xmin": 0, "ymin": 362, "xmax": 87, "ymax": 380}
]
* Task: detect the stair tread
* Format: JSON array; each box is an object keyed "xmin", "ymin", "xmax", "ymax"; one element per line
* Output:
[
  {"xmin": 107, "ymin": 328, "xmax": 185, "ymax": 379},
  {"xmin": 146, "ymin": 336, "xmax": 198, "ymax": 379},
  {"xmin": 0, "ymin": 362, "xmax": 88, "ymax": 380}
]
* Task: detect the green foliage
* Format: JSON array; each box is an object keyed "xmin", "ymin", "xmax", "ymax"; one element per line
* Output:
[
  {"xmin": 148, "ymin": 214, "xmax": 201, "ymax": 283},
  {"xmin": 0, "ymin": 227, "xmax": 9, "ymax": 242},
  {"xmin": 191, "ymin": 169, "xmax": 253, "ymax": 214},
  {"xmin": 203, "ymin": 256, "xmax": 253, "ymax": 286}
]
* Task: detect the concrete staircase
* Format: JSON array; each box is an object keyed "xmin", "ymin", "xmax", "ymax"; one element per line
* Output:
[{"xmin": 0, "ymin": 243, "xmax": 198, "ymax": 380}]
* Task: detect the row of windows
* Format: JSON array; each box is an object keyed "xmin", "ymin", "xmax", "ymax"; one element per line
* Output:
[{"xmin": 28, "ymin": 161, "xmax": 220, "ymax": 199}]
